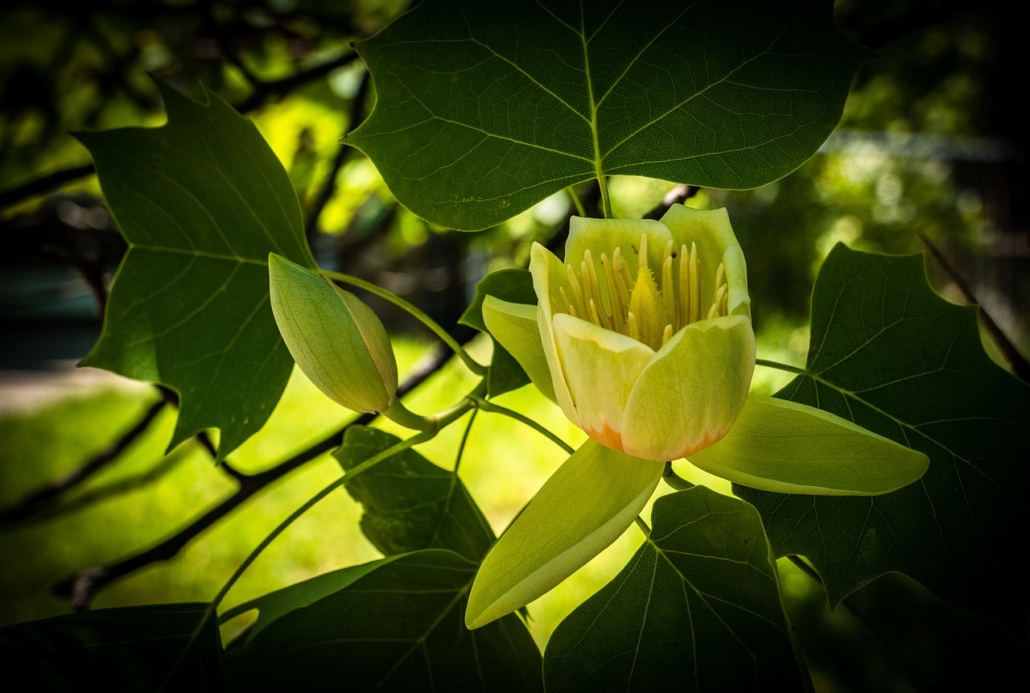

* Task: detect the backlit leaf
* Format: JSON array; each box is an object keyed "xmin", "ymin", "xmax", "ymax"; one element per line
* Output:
[
  {"xmin": 79, "ymin": 82, "xmax": 315, "ymax": 458},
  {"xmin": 544, "ymin": 487, "xmax": 806, "ymax": 692},
  {"xmin": 225, "ymin": 550, "xmax": 543, "ymax": 691},
  {"xmin": 346, "ymin": 0, "xmax": 869, "ymax": 229}
]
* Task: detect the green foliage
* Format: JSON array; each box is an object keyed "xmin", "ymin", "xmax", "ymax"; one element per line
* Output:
[
  {"xmin": 225, "ymin": 550, "xmax": 543, "ymax": 691},
  {"xmin": 544, "ymin": 487, "xmax": 806, "ymax": 692},
  {"xmin": 335, "ymin": 426, "xmax": 494, "ymax": 561},
  {"xmin": 345, "ymin": 0, "xmax": 869, "ymax": 229},
  {"xmin": 0, "ymin": 603, "xmax": 225, "ymax": 690},
  {"xmin": 736, "ymin": 245, "xmax": 1030, "ymax": 632},
  {"xmin": 79, "ymin": 83, "xmax": 315, "ymax": 458}
]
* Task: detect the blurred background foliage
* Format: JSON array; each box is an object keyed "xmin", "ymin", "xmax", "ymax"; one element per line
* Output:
[{"xmin": 0, "ymin": 1, "xmax": 1026, "ymax": 691}]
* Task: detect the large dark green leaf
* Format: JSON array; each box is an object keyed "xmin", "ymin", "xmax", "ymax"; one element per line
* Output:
[
  {"xmin": 345, "ymin": 0, "xmax": 869, "ymax": 229},
  {"xmin": 0, "ymin": 603, "xmax": 225, "ymax": 691},
  {"xmin": 79, "ymin": 83, "xmax": 315, "ymax": 458},
  {"xmin": 335, "ymin": 427, "xmax": 495, "ymax": 562},
  {"xmin": 735, "ymin": 245, "xmax": 1030, "ymax": 633},
  {"xmin": 460, "ymin": 268, "xmax": 538, "ymax": 396},
  {"xmin": 544, "ymin": 487, "xmax": 806, "ymax": 692},
  {"xmin": 225, "ymin": 550, "xmax": 543, "ymax": 691}
]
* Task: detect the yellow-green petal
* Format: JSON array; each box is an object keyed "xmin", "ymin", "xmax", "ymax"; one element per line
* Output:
[
  {"xmin": 551, "ymin": 313, "xmax": 655, "ymax": 451},
  {"xmin": 659, "ymin": 205, "xmax": 751, "ymax": 319},
  {"xmin": 621, "ymin": 316, "xmax": 755, "ymax": 461},
  {"xmin": 530, "ymin": 242, "xmax": 581, "ymax": 427},
  {"xmin": 465, "ymin": 440, "xmax": 663, "ymax": 629},
  {"xmin": 269, "ymin": 253, "xmax": 396, "ymax": 413},
  {"xmin": 565, "ymin": 216, "xmax": 673, "ymax": 280},
  {"xmin": 687, "ymin": 395, "xmax": 930, "ymax": 495},
  {"xmin": 482, "ymin": 295, "xmax": 556, "ymax": 402}
]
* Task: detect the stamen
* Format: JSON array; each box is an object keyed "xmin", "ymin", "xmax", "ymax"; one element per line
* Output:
[
  {"xmin": 711, "ymin": 284, "xmax": 727, "ymax": 319},
  {"xmin": 689, "ymin": 243, "xmax": 700, "ymax": 323},
  {"xmin": 601, "ymin": 253, "xmax": 627, "ymax": 333},
  {"xmin": 721, "ymin": 285, "xmax": 729, "ymax": 316},
  {"xmin": 582, "ymin": 251, "xmax": 610, "ymax": 328},
  {"xmin": 588, "ymin": 298, "xmax": 603, "ymax": 327},
  {"xmin": 612, "ymin": 248, "xmax": 633, "ymax": 314},
  {"xmin": 627, "ymin": 312, "xmax": 640, "ymax": 341},
  {"xmin": 560, "ymin": 287, "xmax": 574, "ymax": 315},
  {"xmin": 565, "ymin": 264, "xmax": 586, "ymax": 316},
  {"xmin": 662, "ymin": 254, "xmax": 676, "ymax": 329},
  {"xmin": 678, "ymin": 243, "xmax": 690, "ymax": 329},
  {"xmin": 714, "ymin": 262, "xmax": 725, "ymax": 304},
  {"xmin": 662, "ymin": 324, "xmax": 673, "ymax": 346}
]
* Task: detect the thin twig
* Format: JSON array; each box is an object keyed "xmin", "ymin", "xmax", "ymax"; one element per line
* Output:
[
  {"xmin": 234, "ymin": 52, "xmax": 360, "ymax": 113},
  {"xmin": 50, "ymin": 343, "xmax": 452, "ymax": 609},
  {"xmin": 661, "ymin": 461, "xmax": 694, "ymax": 491},
  {"xmin": 0, "ymin": 388, "xmax": 177, "ymax": 526},
  {"xmin": 918, "ymin": 232, "xmax": 1030, "ymax": 383}
]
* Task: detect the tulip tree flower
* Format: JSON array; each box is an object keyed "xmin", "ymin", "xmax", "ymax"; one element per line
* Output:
[
  {"xmin": 269, "ymin": 254, "xmax": 398, "ymax": 414},
  {"xmin": 465, "ymin": 205, "xmax": 929, "ymax": 629}
]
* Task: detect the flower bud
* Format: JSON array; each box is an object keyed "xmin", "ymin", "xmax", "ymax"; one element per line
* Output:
[{"xmin": 268, "ymin": 254, "xmax": 397, "ymax": 413}]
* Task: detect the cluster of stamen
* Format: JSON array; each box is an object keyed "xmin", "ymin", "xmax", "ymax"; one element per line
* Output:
[{"xmin": 554, "ymin": 234, "xmax": 730, "ymax": 351}]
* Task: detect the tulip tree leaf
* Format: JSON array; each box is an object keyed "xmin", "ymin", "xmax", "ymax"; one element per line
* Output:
[
  {"xmin": 735, "ymin": 245, "xmax": 1030, "ymax": 633},
  {"xmin": 0, "ymin": 603, "xmax": 226, "ymax": 691},
  {"xmin": 345, "ymin": 0, "xmax": 870, "ymax": 229},
  {"xmin": 544, "ymin": 487, "xmax": 806, "ymax": 692},
  {"xmin": 225, "ymin": 550, "xmax": 543, "ymax": 692},
  {"xmin": 335, "ymin": 426, "xmax": 496, "ymax": 562},
  {"xmin": 461, "ymin": 268, "xmax": 538, "ymax": 396},
  {"xmin": 79, "ymin": 82, "xmax": 315, "ymax": 458}
]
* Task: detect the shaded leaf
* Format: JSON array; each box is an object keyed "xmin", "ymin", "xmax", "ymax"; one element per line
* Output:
[
  {"xmin": 225, "ymin": 550, "xmax": 543, "ymax": 692},
  {"xmin": 544, "ymin": 487, "xmax": 806, "ymax": 692},
  {"xmin": 79, "ymin": 82, "xmax": 315, "ymax": 458},
  {"xmin": 335, "ymin": 426, "xmax": 495, "ymax": 562},
  {"xmin": 735, "ymin": 245, "xmax": 1030, "ymax": 633},
  {"xmin": 220, "ymin": 556, "xmax": 399, "ymax": 644},
  {"xmin": 346, "ymin": 0, "xmax": 869, "ymax": 229},
  {"xmin": 0, "ymin": 603, "xmax": 225, "ymax": 691},
  {"xmin": 460, "ymin": 268, "xmax": 538, "ymax": 396}
]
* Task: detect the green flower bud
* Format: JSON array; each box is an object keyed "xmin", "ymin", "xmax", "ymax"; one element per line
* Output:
[{"xmin": 268, "ymin": 254, "xmax": 397, "ymax": 413}]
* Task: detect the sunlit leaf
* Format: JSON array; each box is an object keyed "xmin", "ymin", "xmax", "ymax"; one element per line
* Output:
[
  {"xmin": 346, "ymin": 0, "xmax": 869, "ymax": 229},
  {"xmin": 544, "ymin": 487, "xmax": 806, "ymax": 692},
  {"xmin": 735, "ymin": 245, "xmax": 1030, "ymax": 633},
  {"xmin": 79, "ymin": 82, "xmax": 315, "ymax": 458},
  {"xmin": 225, "ymin": 550, "xmax": 543, "ymax": 691},
  {"xmin": 335, "ymin": 427, "xmax": 495, "ymax": 562},
  {"xmin": 0, "ymin": 604, "xmax": 225, "ymax": 690}
]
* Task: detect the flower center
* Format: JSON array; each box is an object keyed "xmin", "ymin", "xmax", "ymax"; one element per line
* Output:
[{"xmin": 553, "ymin": 234, "xmax": 729, "ymax": 351}]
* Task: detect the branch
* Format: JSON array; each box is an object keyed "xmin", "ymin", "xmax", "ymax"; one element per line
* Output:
[
  {"xmin": 50, "ymin": 343, "xmax": 453, "ymax": 609},
  {"xmin": 919, "ymin": 232, "xmax": 1030, "ymax": 383},
  {"xmin": 234, "ymin": 51, "xmax": 360, "ymax": 114},
  {"xmin": 0, "ymin": 164, "xmax": 96, "ymax": 210},
  {"xmin": 0, "ymin": 387, "xmax": 178, "ymax": 526},
  {"xmin": 643, "ymin": 184, "xmax": 696, "ymax": 219},
  {"xmin": 303, "ymin": 70, "xmax": 371, "ymax": 236}
]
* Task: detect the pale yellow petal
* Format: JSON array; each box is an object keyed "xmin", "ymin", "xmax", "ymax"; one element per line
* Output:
[
  {"xmin": 687, "ymin": 396, "xmax": 930, "ymax": 495},
  {"xmin": 465, "ymin": 439, "xmax": 664, "ymax": 629},
  {"xmin": 552, "ymin": 313, "xmax": 655, "ymax": 451},
  {"xmin": 621, "ymin": 315, "xmax": 755, "ymax": 461},
  {"xmin": 482, "ymin": 296, "xmax": 556, "ymax": 402},
  {"xmin": 530, "ymin": 243, "xmax": 580, "ymax": 426}
]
